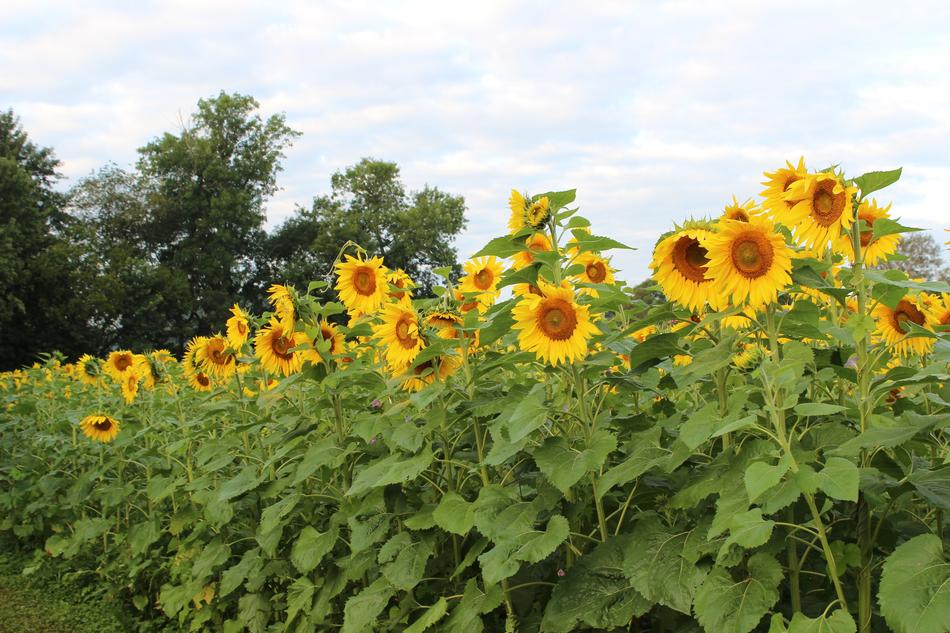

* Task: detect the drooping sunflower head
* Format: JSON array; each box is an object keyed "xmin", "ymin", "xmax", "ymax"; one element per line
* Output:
[
  {"xmin": 254, "ymin": 317, "xmax": 305, "ymax": 377},
  {"xmin": 573, "ymin": 252, "xmax": 615, "ymax": 296},
  {"xmin": 386, "ymin": 269, "xmax": 415, "ymax": 301},
  {"xmin": 511, "ymin": 281, "xmax": 600, "ymax": 366},
  {"xmin": 705, "ymin": 215, "xmax": 793, "ymax": 309},
  {"xmin": 226, "ymin": 304, "xmax": 251, "ymax": 350},
  {"xmin": 335, "ymin": 255, "xmax": 388, "ymax": 315},
  {"xmin": 926, "ymin": 293, "xmax": 950, "ymax": 330},
  {"xmin": 873, "ymin": 295, "xmax": 936, "ymax": 356},
  {"xmin": 460, "ymin": 256, "xmax": 504, "ymax": 300},
  {"xmin": 196, "ymin": 334, "xmax": 237, "ymax": 378},
  {"xmin": 400, "ymin": 354, "xmax": 461, "ymax": 392},
  {"xmin": 183, "ymin": 337, "xmax": 214, "ymax": 392},
  {"xmin": 121, "ymin": 371, "xmax": 140, "ymax": 404},
  {"xmin": 733, "ymin": 341, "xmax": 763, "ymax": 369},
  {"xmin": 105, "ymin": 350, "xmax": 136, "ymax": 382},
  {"xmin": 425, "ymin": 310, "xmax": 463, "ymax": 338},
  {"xmin": 783, "ymin": 172, "xmax": 857, "ymax": 251},
  {"xmin": 651, "ymin": 227, "xmax": 718, "ymax": 312},
  {"xmin": 373, "ymin": 301, "xmax": 426, "ymax": 371},
  {"xmin": 838, "ymin": 199, "xmax": 900, "ymax": 266},
  {"xmin": 760, "ymin": 157, "xmax": 808, "ymax": 217},
  {"xmin": 721, "ymin": 196, "xmax": 757, "ymax": 223},
  {"xmin": 508, "ymin": 189, "xmax": 527, "ymax": 234},
  {"xmin": 75, "ymin": 354, "xmax": 101, "ymax": 386},
  {"xmin": 525, "ymin": 196, "xmax": 551, "ymax": 230},
  {"xmin": 80, "ymin": 414, "xmax": 120, "ymax": 443},
  {"xmin": 267, "ymin": 284, "xmax": 298, "ymax": 326},
  {"xmin": 132, "ymin": 353, "xmax": 158, "ymax": 390},
  {"xmin": 512, "ymin": 232, "xmax": 554, "ymax": 270}
]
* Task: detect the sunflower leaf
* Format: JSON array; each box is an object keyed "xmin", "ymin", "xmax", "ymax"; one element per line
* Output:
[
  {"xmin": 853, "ymin": 167, "xmax": 901, "ymax": 197},
  {"xmin": 878, "ymin": 534, "xmax": 950, "ymax": 633}
]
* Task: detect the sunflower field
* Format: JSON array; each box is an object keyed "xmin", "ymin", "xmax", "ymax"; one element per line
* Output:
[{"xmin": 2, "ymin": 161, "xmax": 949, "ymax": 633}]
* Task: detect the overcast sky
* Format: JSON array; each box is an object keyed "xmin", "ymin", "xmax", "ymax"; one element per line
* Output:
[{"xmin": 4, "ymin": 0, "xmax": 949, "ymax": 281}]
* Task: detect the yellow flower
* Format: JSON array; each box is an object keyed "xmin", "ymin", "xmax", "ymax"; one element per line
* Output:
[
  {"xmin": 386, "ymin": 269, "xmax": 415, "ymax": 301},
  {"xmin": 425, "ymin": 310, "xmax": 479, "ymax": 347},
  {"xmin": 104, "ymin": 350, "xmax": 136, "ymax": 382},
  {"xmin": 631, "ymin": 324, "xmax": 658, "ymax": 343},
  {"xmin": 525, "ymin": 196, "xmax": 551, "ymax": 229},
  {"xmin": 317, "ymin": 320, "xmax": 347, "ymax": 357},
  {"xmin": 512, "ymin": 233, "xmax": 554, "ymax": 270},
  {"xmin": 512, "ymin": 281, "xmax": 600, "ymax": 366},
  {"xmin": 196, "ymin": 334, "xmax": 237, "ymax": 378},
  {"xmin": 705, "ymin": 216, "xmax": 793, "ymax": 309},
  {"xmin": 80, "ymin": 414, "xmax": 120, "ymax": 443},
  {"xmin": 733, "ymin": 342, "xmax": 763, "ymax": 369},
  {"xmin": 761, "ymin": 157, "xmax": 808, "ymax": 217},
  {"xmin": 335, "ymin": 255, "xmax": 388, "ymax": 315},
  {"xmin": 673, "ymin": 354, "xmax": 693, "ymax": 367},
  {"xmin": 782, "ymin": 172, "xmax": 857, "ymax": 251},
  {"xmin": 508, "ymin": 189, "xmax": 527, "ymax": 234},
  {"xmin": 400, "ymin": 354, "xmax": 460, "ymax": 392},
  {"xmin": 183, "ymin": 337, "xmax": 214, "ymax": 392},
  {"xmin": 267, "ymin": 284, "xmax": 297, "ymax": 325},
  {"xmin": 572, "ymin": 252, "xmax": 615, "ymax": 296},
  {"xmin": 459, "ymin": 256, "xmax": 504, "ymax": 302},
  {"xmin": 837, "ymin": 199, "xmax": 901, "ymax": 266},
  {"xmin": 873, "ymin": 296, "xmax": 935, "ymax": 356},
  {"xmin": 373, "ymin": 301, "xmax": 425, "ymax": 370},
  {"xmin": 651, "ymin": 227, "xmax": 718, "ymax": 312},
  {"xmin": 926, "ymin": 293, "xmax": 950, "ymax": 330},
  {"xmin": 254, "ymin": 317, "xmax": 305, "ymax": 376},
  {"xmin": 75, "ymin": 354, "xmax": 101, "ymax": 386},
  {"xmin": 721, "ymin": 196, "xmax": 757, "ymax": 223},
  {"xmin": 121, "ymin": 370, "xmax": 140, "ymax": 404},
  {"xmin": 226, "ymin": 304, "xmax": 251, "ymax": 349}
]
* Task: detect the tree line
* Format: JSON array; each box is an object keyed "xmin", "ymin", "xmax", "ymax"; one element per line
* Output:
[{"xmin": 0, "ymin": 92, "xmax": 467, "ymax": 370}]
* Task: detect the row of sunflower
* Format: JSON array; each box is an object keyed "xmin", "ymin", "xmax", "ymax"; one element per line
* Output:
[{"xmin": 1, "ymin": 162, "xmax": 948, "ymax": 633}]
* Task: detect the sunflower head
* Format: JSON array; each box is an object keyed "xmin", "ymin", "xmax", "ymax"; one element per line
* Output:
[
  {"xmin": 105, "ymin": 350, "xmax": 136, "ymax": 382},
  {"xmin": 460, "ymin": 256, "xmax": 504, "ymax": 301},
  {"xmin": 761, "ymin": 157, "xmax": 808, "ymax": 216},
  {"xmin": 512, "ymin": 281, "xmax": 600, "ymax": 366},
  {"xmin": 121, "ymin": 371, "xmax": 140, "ymax": 404},
  {"xmin": 268, "ymin": 284, "xmax": 298, "ymax": 326},
  {"xmin": 721, "ymin": 196, "xmax": 757, "ymax": 223},
  {"xmin": 373, "ymin": 301, "xmax": 426, "ymax": 371},
  {"xmin": 80, "ymin": 414, "xmax": 120, "ymax": 443},
  {"xmin": 227, "ymin": 304, "xmax": 251, "ymax": 349},
  {"xmin": 508, "ymin": 189, "xmax": 528, "ymax": 234},
  {"xmin": 254, "ymin": 317, "xmax": 305, "ymax": 377},
  {"xmin": 75, "ymin": 354, "xmax": 101, "ymax": 386},
  {"xmin": 873, "ymin": 295, "xmax": 936, "ymax": 356},
  {"xmin": 573, "ymin": 252, "xmax": 615, "ymax": 296},
  {"xmin": 512, "ymin": 232, "xmax": 554, "ymax": 271},
  {"xmin": 651, "ymin": 227, "xmax": 718, "ymax": 312},
  {"xmin": 839, "ymin": 199, "xmax": 900, "ymax": 266},
  {"xmin": 400, "ymin": 354, "xmax": 460, "ymax": 391},
  {"xmin": 183, "ymin": 337, "xmax": 214, "ymax": 391},
  {"xmin": 525, "ymin": 196, "xmax": 551, "ymax": 229},
  {"xmin": 386, "ymin": 269, "xmax": 415, "ymax": 301},
  {"xmin": 335, "ymin": 255, "xmax": 388, "ymax": 315},
  {"xmin": 783, "ymin": 172, "xmax": 857, "ymax": 251},
  {"xmin": 705, "ymin": 216, "xmax": 793, "ymax": 309},
  {"xmin": 196, "ymin": 334, "xmax": 237, "ymax": 378}
]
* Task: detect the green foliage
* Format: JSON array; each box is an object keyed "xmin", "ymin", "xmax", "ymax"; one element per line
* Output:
[{"xmin": 878, "ymin": 535, "xmax": 950, "ymax": 633}]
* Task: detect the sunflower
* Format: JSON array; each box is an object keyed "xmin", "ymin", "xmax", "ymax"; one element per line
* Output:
[
  {"xmin": 508, "ymin": 189, "xmax": 527, "ymax": 234},
  {"xmin": 926, "ymin": 293, "xmax": 950, "ymax": 330},
  {"xmin": 632, "ymin": 324, "xmax": 658, "ymax": 343},
  {"xmin": 386, "ymin": 269, "xmax": 415, "ymax": 301},
  {"xmin": 317, "ymin": 320, "xmax": 347, "ymax": 356},
  {"xmin": 873, "ymin": 295, "xmax": 936, "ymax": 356},
  {"xmin": 705, "ymin": 216, "xmax": 793, "ymax": 309},
  {"xmin": 512, "ymin": 281, "xmax": 600, "ymax": 366},
  {"xmin": 673, "ymin": 354, "xmax": 693, "ymax": 367},
  {"xmin": 651, "ymin": 227, "xmax": 718, "ymax": 312},
  {"xmin": 254, "ymin": 317, "xmax": 305, "ymax": 376},
  {"xmin": 721, "ymin": 196, "xmax": 757, "ymax": 223},
  {"xmin": 512, "ymin": 232, "xmax": 554, "ymax": 270},
  {"xmin": 196, "ymin": 334, "xmax": 237, "ymax": 378},
  {"xmin": 837, "ymin": 199, "xmax": 901, "ymax": 266},
  {"xmin": 783, "ymin": 172, "xmax": 857, "ymax": 251},
  {"xmin": 573, "ymin": 252, "xmax": 615, "ymax": 296},
  {"xmin": 400, "ymin": 354, "xmax": 460, "ymax": 392},
  {"xmin": 761, "ymin": 157, "xmax": 808, "ymax": 217},
  {"xmin": 335, "ymin": 255, "xmax": 388, "ymax": 315},
  {"xmin": 525, "ymin": 197, "xmax": 551, "ymax": 230},
  {"xmin": 80, "ymin": 414, "xmax": 120, "ymax": 443},
  {"xmin": 183, "ymin": 337, "xmax": 214, "ymax": 392},
  {"xmin": 268, "ymin": 284, "xmax": 297, "ymax": 325},
  {"xmin": 75, "ymin": 354, "xmax": 101, "ymax": 386},
  {"xmin": 733, "ymin": 342, "xmax": 763, "ymax": 369},
  {"xmin": 104, "ymin": 350, "xmax": 136, "ymax": 382},
  {"xmin": 373, "ymin": 301, "xmax": 426, "ymax": 370},
  {"xmin": 121, "ymin": 370, "xmax": 140, "ymax": 404},
  {"xmin": 226, "ymin": 304, "xmax": 251, "ymax": 350},
  {"xmin": 425, "ymin": 310, "xmax": 463, "ymax": 338},
  {"xmin": 133, "ymin": 354, "xmax": 158, "ymax": 390},
  {"xmin": 459, "ymin": 256, "xmax": 504, "ymax": 301}
]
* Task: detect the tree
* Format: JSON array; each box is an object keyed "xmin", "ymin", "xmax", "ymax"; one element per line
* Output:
[
  {"xmin": 265, "ymin": 158, "xmax": 467, "ymax": 294},
  {"xmin": 878, "ymin": 232, "xmax": 949, "ymax": 282}
]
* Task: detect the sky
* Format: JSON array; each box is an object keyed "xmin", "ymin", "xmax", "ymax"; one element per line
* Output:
[{"xmin": 3, "ymin": 0, "xmax": 949, "ymax": 281}]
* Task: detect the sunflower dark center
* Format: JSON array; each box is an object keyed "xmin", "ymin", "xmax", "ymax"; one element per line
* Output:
[
  {"xmin": 474, "ymin": 269, "xmax": 493, "ymax": 290},
  {"xmin": 859, "ymin": 214, "xmax": 875, "ymax": 247},
  {"xmin": 538, "ymin": 298, "xmax": 578, "ymax": 341},
  {"xmin": 396, "ymin": 317, "xmax": 418, "ymax": 348},
  {"xmin": 115, "ymin": 355, "xmax": 132, "ymax": 371},
  {"xmin": 586, "ymin": 261, "xmax": 607, "ymax": 283},
  {"xmin": 671, "ymin": 236, "xmax": 709, "ymax": 283},
  {"xmin": 354, "ymin": 268, "xmax": 376, "ymax": 295},
  {"xmin": 891, "ymin": 300, "xmax": 925, "ymax": 334},
  {"xmin": 811, "ymin": 180, "xmax": 845, "ymax": 226},
  {"xmin": 730, "ymin": 233, "xmax": 774, "ymax": 279},
  {"xmin": 197, "ymin": 373, "xmax": 210, "ymax": 387},
  {"xmin": 93, "ymin": 419, "xmax": 112, "ymax": 431},
  {"xmin": 271, "ymin": 333, "xmax": 294, "ymax": 359}
]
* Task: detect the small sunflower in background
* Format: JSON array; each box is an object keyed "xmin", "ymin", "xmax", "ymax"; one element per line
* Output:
[
  {"xmin": 226, "ymin": 304, "xmax": 251, "ymax": 350},
  {"xmin": 459, "ymin": 256, "xmax": 503, "ymax": 302},
  {"xmin": 335, "ymin": 254, "xmax": 388, "ymax": 315},
  {"xmin": 121, "ymin": 370, "xmax": 140, "ymax": 404},
  {"xmin": 254, "ymin": 317, "xmax": 305, "ymax": 377},
  {"xmin": 80, "ymin": 414, "xmax": 120, "ymax": 443},
  {"xmin": 401, "ymin": 354, "xmax": 460, "ymax": 392},
  {"xmin": 425, "ymin": 310, "xmax": 463, "ymax": 339},
  {"xmin": 183, "ymin": 336, "xmax": 214, "ymax": 392},
  {"xmin": 75, "ymin": 354, "xmax": 101, "ymax": 386},
  {"xmin": 196, "ymin": 334, "xmax": 237, "ymax": 379},
  {"xmin": 651, "ymin": 226, "xmax": 718, "ymax": 313},
  {"xmin": 512, "ymin": 281, "xmax": 599, "ymax": 366},
  {"xmin": 386, "ymin": 269, "xmax": 415, "ymax": 301},
  {"xmin": 104, "ymin": 350, "xmax": 136, "ymax": 382},
  {"xmin": 316, "ymin": 320, "xmax": 347, "ymax": 357},
  {"xmin": 837, "ymin": 199, "xmax": 901, "ymax": 266},
  {"xmin": 705, "ymin": 215, "xmax": 793, "ymax": 310},
  {"xmin": 761, "ymin": 157, "xmax": 807, "ymax": 218},
  {"xmin": 782, "ymin": 171, "xmax": 857, "ymax": 251},
  {"xmin": 925, "ymin": 293, "xmax": 950, "ymax": 330},
  {"xmin": 572, "ymin": 252, "xmax": 615, "ymax": 296},
  {"xmin": 525, "ymin": 196, "xmax": 551, "ymax": 230},
  {"xmin": 508, "ymin": 189, "xmax": 527, "ymax": 234},
  {"xmin": 873, "ymin": 295, "xmax": 936, "ymax": 356},
  {"xmin": 373, "ymin": 301, "xmax": 425, "ymax": 370},
  {"xmin": 512, "ymin": 232, "xmax": 554, "ymax": 270},
  {"xmin": 721, "ymin": 196, "xmax": 757, "ymax": 223},
  {"xmin": 267, "ymin": 284, "xmax": 297, "ymax": 325}
]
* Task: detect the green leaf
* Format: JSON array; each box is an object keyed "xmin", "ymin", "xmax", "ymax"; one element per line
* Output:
[
  {"xmin": 513, "ymin": 515, "xmax": 569, "ymax": 563},
  {"xmin": 598, "ymin": 427, "xmax": 667, "ymax": 497},
  {"xmin": 745, "ymin": 459, "xmax": 790, "ymax": 502},
  {"xmin": 472, "ymin": 235, "xmax": 523, "ymax": 259},
  {"xmin": 533, "ymin": 431, "xmax": 617, "ymax": 494},
  {"xmin": 540, "ymin": 188, "xmax": 577, "ymax": 210},
  {"xmin": 497, "ymin": 382, "xmax": 548, "ymax": 443},
  {"xmin": 257, "ymin": 493, "xmax": 300, "ymax": 537},
  {"xmin": 384, "ymin": 538, "xmax": 434, "ymax": 590},
  {"xmin": 405, "ymin": 598, "xmax": 449, "ymax": 633},
  {"xmin": 127, "ymin": 519, "xmax": 160, "ymax": 556},
  {"xmin": 830, "ymin": 413, "xmax": 937, "ymax": 457},
  {"xmin": 285, "ymin": 577, "xmax": 314, "ymax": 627},
  {"xmin": 786, "ymin": 610, "xmax": 856, "ymax": 633},
  {"xmin": 191, "ymin": 538, "xmax": 230, "ymax": 580},
  {"xmin": 219, "ymin": 548, "xmax": 262, "ymax": 598},
  {"xmin": 238, "ymin": 593, "xmax": 270, "ymax": 633},
  {"xmin": 479, "ymin": 301, "xmax": 514, "ymax": 347},
  {"xmin": 853, "ymin": 167, "xmax": 901, "ymax": 197},
  {"xmin": 794, "ymin": 403, "xmax": 848, "ymax": 416},
  {"xmin": 626, "ymin": 332, "xmax": 681, "ymax": 370},
  {"xmin": 819, "ymin": 457, "xmax": 859, "ymax": 502},
  {"xmin": 433, "ymin": 492, "xmax": 476, "ymax": 535},
  {"xmin": 293, "ymin": 437, "xmax": 342, "ymax": 484},
  {"xmin": 572, "ymin": 233, "xmax": 635, "ymax": 252},
  {"xmin": 291, "ymin": 525, "xmax": 337, "ymax": 574},
  {"xmin": 341, "ymin": 578, "xmax": 394, "ymax": 633},
  {"xmin": 218, "ymin": 465, "xmax": 263, "ymax": 502},
  {"xmin": 347, "ymin": 445, "xmax": 433, "ymax": 497},
  {"xmin": 871, "ymin": 217, "xmax": 922, "ymax": 242},
  {"xmin": 878, "ymin": 534, "xmax": 950, "ymax": 633},
  {"xmin": 694, "ymin": 553, "xmax": 782, "ymax": 633},
  {"xmin": 908, "ymin": 466, "xmax": 950, "ymax": 509}
]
